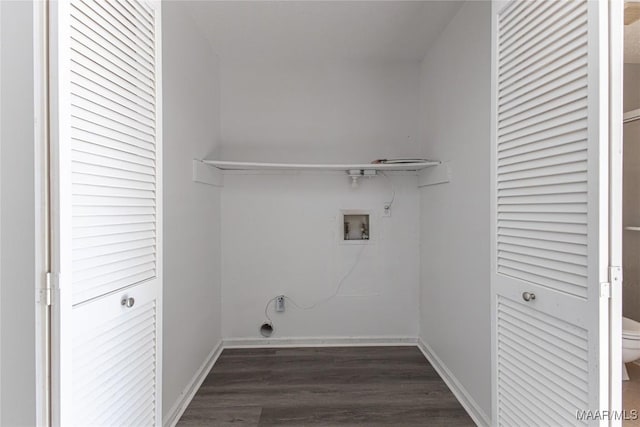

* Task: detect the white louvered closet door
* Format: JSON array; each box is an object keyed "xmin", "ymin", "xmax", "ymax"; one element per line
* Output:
[
  {"xmin": 491, "ymin": 0, "xmax": 612, "ymax": 425},
  {"xmin": 50, "ymin": 0, "xmax": 162, "ymax": 425}
]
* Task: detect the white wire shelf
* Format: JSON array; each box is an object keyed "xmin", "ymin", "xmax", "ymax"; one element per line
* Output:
[{"xmin": 202, "ymin": 160, "xmax": 440, "ymax": 172}]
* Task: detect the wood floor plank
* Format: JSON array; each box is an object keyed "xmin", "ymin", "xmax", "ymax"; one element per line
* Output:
[
  {"xmin": 258, "ymin": 405, "xmax": 475, "ymax": 427},
  {"xmin": 177, "ymin": 346, "xmax": 474, "ymax": 426},
  {"xmin": 179, "ymin": 405, "xmax": 262, "ymax": 426}
]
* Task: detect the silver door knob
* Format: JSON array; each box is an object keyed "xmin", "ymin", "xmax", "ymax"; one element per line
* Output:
[
  {"xmin": 121, "ymin": 297, "xmax": 135, "ymax": 308},
  {"xmin": 522, "ymin": 292, "xmax": 536, "ymax": 302}
]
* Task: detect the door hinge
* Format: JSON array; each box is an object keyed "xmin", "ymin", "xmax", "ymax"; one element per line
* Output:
[
  {"xmin": 42, "ymin": 271, "xmax": 55, "ymax": 306},
  {"xmin": 600, "ymin": 266, "xmax": 622, "ymax": 299},
  {"xmin": 609, "ymin": 266, "xmax": 622, "ymax": 290}
]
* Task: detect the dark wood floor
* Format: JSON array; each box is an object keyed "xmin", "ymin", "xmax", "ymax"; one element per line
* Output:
[{"xmin": 178, "ymin": 346, "xmax": 474, "ymax": 426}]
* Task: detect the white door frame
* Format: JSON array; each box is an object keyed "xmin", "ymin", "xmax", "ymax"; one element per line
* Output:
[
  {"xmin": 608, "ymin": 0, "xmax": 624, "ymax": 418},
  {"xmin": 33, "ymin": 2, "xmax": 51, "ymax": 426}
]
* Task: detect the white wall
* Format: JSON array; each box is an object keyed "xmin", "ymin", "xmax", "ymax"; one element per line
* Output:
[
  {"xmin": 418, "ymin": 0, "xmax": 492, "ymax": 421},
  {"xmin": 0, "ymin": 1, "xmax": 37, "ymax": 425},
  {"xmin": 624, "ymin": 64, "xmax": 640, "ymax": 112},
  {"xmin": 162, "ymin": 2, "xmax": 222, "ymax": 421},
  {"xmin": 219, "ymin": 59, "xmax": 423, "ymax": 340},
  {"xmin": 222, "ymin": 172, "xmax": 420, "ymax": 339},
  {"xmin": 219, "ymin": 60, "xmax": 422, "ymax": 163}
]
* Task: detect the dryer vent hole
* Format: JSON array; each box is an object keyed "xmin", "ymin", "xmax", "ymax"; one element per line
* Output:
[{"xmin": 260, "ymin": 322, "xmax": 274, "ymax": 337}]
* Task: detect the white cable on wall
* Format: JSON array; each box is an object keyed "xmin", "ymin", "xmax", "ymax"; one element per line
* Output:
[
  {"xmin": 379, "ymin": 171, "xmax": 396, "ymax": 210},
  {"xmin": 262, "ymin": 171, "xmax": 394, "ymax": 330},
  {"xmin": 263, "ymin": 244, "xmax": 366, "ymax": 323}
]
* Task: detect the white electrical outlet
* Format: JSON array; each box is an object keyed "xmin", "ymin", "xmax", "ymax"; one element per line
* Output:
[
  {"xmin": 275, "ymin": 295, "xmax": 285, "ymax": 312},
  {"xmin": 383, "ymin": 204, "xmax": 391, "ymax": 217}
]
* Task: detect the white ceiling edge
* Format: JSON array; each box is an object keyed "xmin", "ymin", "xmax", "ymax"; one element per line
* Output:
[{"xmin": 182, "ymin": 1, "xmax": 464, "ymax": 64}]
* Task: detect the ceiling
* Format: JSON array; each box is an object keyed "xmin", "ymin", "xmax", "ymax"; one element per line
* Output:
[{"xmin": 185, "ymin": 1, "xmax": 463, "ymax": 62}]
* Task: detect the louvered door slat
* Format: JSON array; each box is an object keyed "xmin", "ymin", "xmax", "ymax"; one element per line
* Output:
[
  {"xmin": 498, "ymin": 202, "xmax": 587, "ymax": 213},
  {"xmin": 73, "ymin": 177, "xmax": 155, "ymax": 194},
  {"xmin": 73, "ymin": 0, "xmax": 155, "ymax": 61},
  {"xmin": 497, "ymin": 296, "xmax": 590, "ymax": 426},
  {"xmin": 497, "ymin": 148, "xmax": 587, "ymax": 173},
  {"xmin": 127, "ymin": 403, "xmax": 155, "ymax": 427},
  {"xmin": 105, "ymin": 387, "xmax": 155, "ymax": 427},
  {"xmin": 71, "ymin": 126, "xmax": 155, "ymax": 156},
  {"xmin": 106, "ymin": 0, "xmax": 155, "ymax": 45},
  {"xmin": 498, "ymin": 109, "xmax": 589, "ymax": 146},
  {"xmin": 72, "ymin": 139, "xmax": 155, "ymax": 166},
  {"xmin": 78, "ymin": 0, "xmax": 155, "ymax": 68},
  {"xmin": 51, "ymin": 0, "xmax": 162, "ymax": 423},
  {"xmin": 73, "ymin": 267, "xmax": 155, "ymax": 303},
  {"xmin": 71, "ymin": 104, "xmax": 155, "ymax": 144},
  {"xmin": 498, "ymin": 172, "xmax": 588, "ymax": 190},
  {"xmin": 73, "ymin": 231, "xmax": 156, "ymax": 251},
  {"xmin": 116, "ymin": 0, "xmax": 155, "ymax": 39},
  {"xmin": 499, "ymin": 21, "xmax": 588, "ymax": 85},
  {"xmin": 499, "ymin": 95, "xmax": 586, "ymax": 135},
  {"xmin": 70, "ymin": 20, "xmax": 154, "ymax": 90},
  {"xmin": 497, "ymin": 0, "xmax": 590, "ymax": 299},
  {"xmin": 498, "ymin": 130, "xmax": 587, "ymax": 162},
  {"xmin": 72, "ymin": 161, "xmax": 154, "ymax": 184},
  {"xmin": 498, "ymin": 226, "xmax": 587, "ymax": 245},
  {"xmin": 500, "ymin": 0, "xmax": 581, "ymax": 61},
  {"xmin": 74, "ymin": 321, "xmax": 154, "ymax": 369},
  {"xmin": 74, "ymin": 205, "xmax": 155, "ymax": 217},
  {"xmin": 499, "ymin": 34, "xmax": 588, "ymax": 93},
  {"xmin": 71, "ymin": 51, "xmax": 155, "ymax": 106},
  {"xmin": 499, "ymin": 86, "xmax": 588, "ymax": 131},
  {"xmin": 498, "ymin": 211, "xmax": 587, "ymax": 223},
  {"xmin": 73, "ymin": 255, "xmax": 155, "ymax": 282},
  {"xmin": 498, "ymin": 162, "xmax": 588, "ymax": 185},
  {"xmin": 73, "ymin": 213, "xmax": 156, "ymax": 227},
  {"xmin": 73, "ymin": 309, "xmax": 153, "ymax": 364},
  {"xmin": 70, "ymin": 39, "xmax": 154, "ymax": 99},
  {"xmin": 72, "ymin": 150, "xmax": 155, "ymax": 176},
  {"xmin": 500, "ymin": 302, "xmax": 587, "ymax": 349},
  {"xmin": 492, "ymin": 0, "xmax": 610, "ymax": 423},
  {"xmin": 498, "ymin": 1, "xmax": 538, "ymax": 36},
  {"xmin": 500, "ymin": 51, "xmax": 587, "ymax": 110},
  {"xmin": 70, "ymin": 11, "xmax": 154, "ymax": 76},
  {"xmin": 68, "ymin": 0, "xmax": 159, "ymax": 296},
  {"xmin": 71, "ymin": 282, "xmax": 159, "ymax": 426},
  {"xmin": 499, "ymin": 3, "xmax": 586, "ymax": 72},
  {"xmin": 499, "ymin": 241, "xmax": 587, "ymax": 265},
  {"xmin": 72, "ymin": 84, "xmax": 155, "ymax": 129},
  {"xmin": 128, "ymin": 0, "xmax": 154, "ymax": 23},
  {"xmin": 71, "ymin": 63, "xmax": 155, "ymax": 114},
  {"xmin": 498, "ymin": 366, "xmax": 578, "ymax": 425},
  {"xmin": 72, "ymin": 72, "xmax": 155, "ymax": 122},
  {"xmin": 73, "ymin": 185, "xmax": 155, "ymax": 201},
  {"xmin": 497, "ymin": 122, "xmax": 588, "ymax": 156},
  {"xmin": 73, "ymin": 237, "xmax": 155, "ymax": 262},
  {"xmin": 75, "ymin": 333, "xmax": 154, "ymax": 393}
]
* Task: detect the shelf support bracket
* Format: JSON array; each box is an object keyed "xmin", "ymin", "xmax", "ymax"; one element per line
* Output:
[
  {"xmin": 418, "ymin": 161, "xmax": 451, "ymax": 188},
  {"xmin": 193, "ymin": 159, "xmax": 224, "ymax": 187}
]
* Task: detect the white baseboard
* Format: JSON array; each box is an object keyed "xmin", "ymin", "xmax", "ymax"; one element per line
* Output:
[
  {"xmin": 222, "ymin": 336, "xmax": 418, "ymax": 348},
  {"xmin": 163, "ymin": 341, "xmax": 224, "ymax": 427},
  {"xmin": 417, "ymin": 338, "xmax": 490, "ymax": 427}
]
